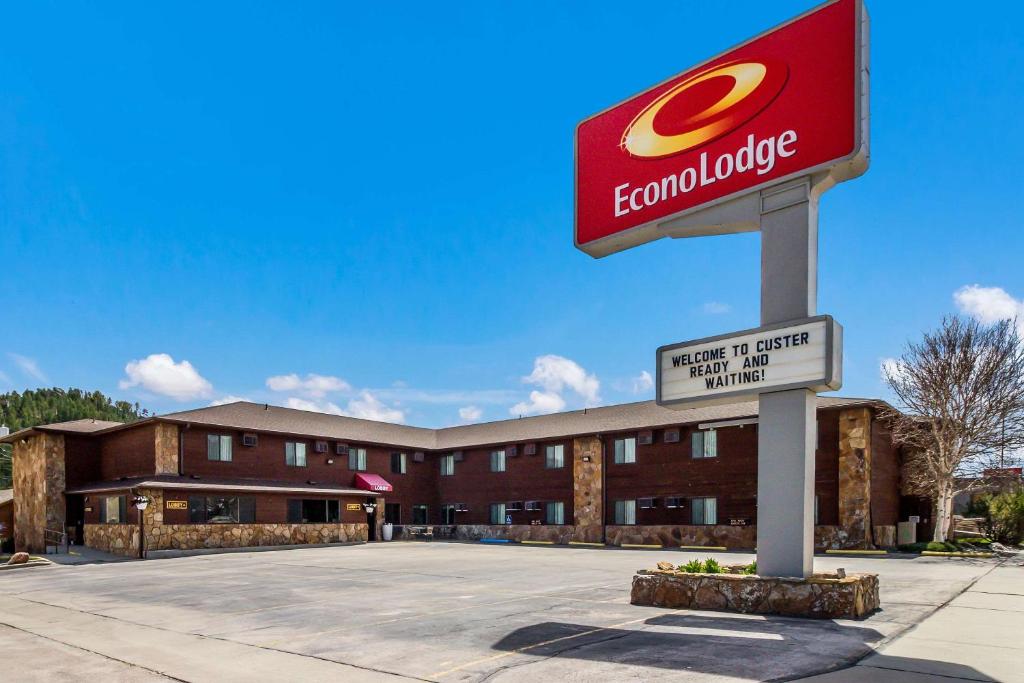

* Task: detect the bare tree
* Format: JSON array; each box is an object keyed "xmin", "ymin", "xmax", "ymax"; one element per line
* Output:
[{"xmin": 882, "ymin": 316, "xmax": 1024, "ymax": 541}]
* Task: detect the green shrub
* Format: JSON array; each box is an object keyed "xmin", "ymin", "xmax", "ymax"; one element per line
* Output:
[
  {"xmin": 742, "ymin": 561, "xmax": 757, "ymax": 575},
  {"xmin": 925, "ymin": 541, "xmax": 958, "ymax": 552},
  {"xmin": 959, "ymin": 537, "xmax": 992, "ymax": 546},
  {"xmin": 969, "ymin": 490, "xmax": 1024, "ymax": 545},
  {"xmin": 679, "ymin": 559, "xmax": 704, "ymax": 573},
  {"xmin": 702, "ymin": 558, "xmax": 723, "ymax": 574},
  {"xmin": 898, "ymin": 542, "xmax": 928, "ymax": 552}
]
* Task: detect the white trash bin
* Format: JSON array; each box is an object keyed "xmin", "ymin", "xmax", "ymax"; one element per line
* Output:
[{"xmin": 382, "ymin": 522, "xmax": 393, "ymax": 541}]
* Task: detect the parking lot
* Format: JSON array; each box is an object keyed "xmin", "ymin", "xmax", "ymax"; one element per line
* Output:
[{"xmin": 0, "ymin": 542, "xmax": 1010, "ymax": 682}]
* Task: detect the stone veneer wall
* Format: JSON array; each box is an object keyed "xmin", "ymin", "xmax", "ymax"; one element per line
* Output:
[
  {"xmin": 838, "ymin": 408, "xmax": 873, "ymax": 548},
  {"xmin": 85, "ymin": 524, "xmax": 139, "ymax": 556},
  {"xmin": 572, "ymin": 436, "xmax": 604, "ymax": 544},
  {"xmin": 153, "ymin": 424, "xmax": 179, "ymax": 475},
  {"xmin": 12, "ymin": 433, "xmax": 66, "ymax": 552}
]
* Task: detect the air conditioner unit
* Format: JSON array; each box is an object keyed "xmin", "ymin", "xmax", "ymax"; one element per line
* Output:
[
  {"xmin": 453, "ymin": 451, "xmax": 464, "ymax": 462},
  {"xmin": 335, "ymin": 442, "xmax": 349, "ymax": 455},
  {"xmin": 638, "ymin": 430, "xmax": 653, "ymax": 446},
  {"xmin": 523, "ymin": 444, "xmax": 537, "ymax": 455},
  {"xmin": 638, "ymin": 497, "xmax": 657, "ymax": 509},
  {"xmin": 505, "ymin": 445, "xmax": 518, "ymax": 457},
  {"xmin": 314, "ymin": 441, "xmax": 328, "ymax": 453},
  {"xmin": 525, "ymin": 501, "xmax": 542, "ymax": 511},
  {"xmin": 456, "ymin": 503, "xmax": 469, "ymax": 512},
  {"xmin": 242, "ymin": 433, "xmax": 258, "ymax": 447},
  {"xmin": 665, "ymin": 497, "xmax": 682, "ymax": 508},
  {"xmin": 506, "ymin": 501, "xmax": 523, "ymax": 511},
  {"xmin": 663, "ymin": 429, "xmax": 680, "ymax": 444},
  {"xmin": 412, "ymin": 452, "xmax": 425, "ymax": 463}
]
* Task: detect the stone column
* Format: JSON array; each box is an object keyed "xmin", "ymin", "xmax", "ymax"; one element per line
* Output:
[
  {"xmin": 154, "ymin": 423, "xmax": 179, "ymax": 475},
  {"xmin": 572, "ymin": 436, "xmax": 603, "ymax": 543},
  {"xmin": 11, "ymin": 433, "xmax": 66, "ymax": 553},
  {"xmin": 838, "ymin": 407, "xmax": 873, "ymax": 548}
]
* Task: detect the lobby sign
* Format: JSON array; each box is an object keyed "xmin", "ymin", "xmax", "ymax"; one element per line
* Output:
[
  {"xmin": 657, "ymin": 316, "xmax": 842, "ymax": 408},
  {"xmin": 166, "ymin": 500, "xmax": 187, "ymax": 510},
  {"xmin": 346, "ymin": 503, "xmax": 362, "ymax": 511},
  {"xmin": 575, "ymin": 0, "xmax": 868, "ymax": 257}
]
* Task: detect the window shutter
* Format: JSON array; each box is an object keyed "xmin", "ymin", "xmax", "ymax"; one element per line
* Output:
[
  {"xmin": 188, "ymin": 496, "xmax": 206, "ymax": 524},
  {"xmin": 287, "ymin": 499, "xmax": 303, "ymax": 524},
  {"xmin": 239, "ymin": 497, "xmax": 256, "ymax": 523}
]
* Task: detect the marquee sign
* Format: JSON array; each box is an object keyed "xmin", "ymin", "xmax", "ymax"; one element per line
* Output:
[
  {"xmin": 575, "ymin": 0, "xmax": 869, "ymax": 257},
  {"xmin": 657, "ymin": 316, "xmax": 842, "ymax": 408}
]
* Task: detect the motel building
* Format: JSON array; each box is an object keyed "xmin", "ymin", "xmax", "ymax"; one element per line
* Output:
[{"xmin": 4, "ymin": 397, "xmax": 927, "ymax": 557}]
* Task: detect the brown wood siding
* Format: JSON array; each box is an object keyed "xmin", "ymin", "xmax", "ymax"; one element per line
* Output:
[
  {"xmin": 435, "ymin": 441, "xmax": 574, "ymax": 525},
  {"xmin": 99, "ymin": 425, "xmax": 157, "ymax": 480},
  {"xmin": 870, "ymin": 419, "xmax": 902, "ymax": 526}
]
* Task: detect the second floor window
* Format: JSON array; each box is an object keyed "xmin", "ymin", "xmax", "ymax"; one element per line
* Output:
[
  {"xmin": 613, "ymin": 437, "xmax": 636, "ymax": 464},
  {"xmin": 440, "ymin": 453, "xmax": 455, "ymax": 476},
  {"xmin": 545, "ymin": 444, "xmax": 565, "ymax": 469},
  {"xmin": 285, "ymin": 441, "xmax": 307, "ymax": 467},
  {"xmin": 207, "ymin": 434, "xmax": 232, "ymax": 462},
  {"xmin": 490, "ymin": 450, "xmax": 506, "ymax": 472},
  {"xmin": 692, "ymin": 430, "xmax": 718, "ymax": 458},
  {"xmin": 349, "ymin": 447, "xmax": 367, "ymax": 471},
  {"xmin": 391, "ymin": 452, "xmax": 406, "ymax": 474}
]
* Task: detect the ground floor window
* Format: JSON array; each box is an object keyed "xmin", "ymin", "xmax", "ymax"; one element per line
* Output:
[
  {"xmin": 189, "ymin": 496, "xmax": 256, "ymax": 524},
  {"xmin": 441, "ymin": 504, "xmax": 457, "ymax": 525},
  {"xmin": 385, "ymin": 502, "xmax": 401, "ymax": 524},
  {"xmin": 614, "ymin": 499, "xmax": 636, "ymax": 525},
  {"xmin": 545, "ymin": 501, "xmax": 564, "ymax": 525},
  {"xmin": 412, "ymin": 504, "xmax": 428, "ymax": 525},
  {"xmin": 286, "ymin": 499, "xmax": 340, "ymax": 524},
  {"xmin": 100, "ymin": 495, "xmax": 127, "ymax": 524},
  {"xmin": 490, "ymin": 503, "xmax": 507, "ymax": 525},
  {"xmin": 691, "ymin": 497, "xmax": 717, "ymax": 525}
]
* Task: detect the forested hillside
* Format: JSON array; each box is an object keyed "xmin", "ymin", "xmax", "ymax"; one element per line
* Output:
[{"xmin": 0, "ymin": 388, "xmax": 148, "ymax": 488}]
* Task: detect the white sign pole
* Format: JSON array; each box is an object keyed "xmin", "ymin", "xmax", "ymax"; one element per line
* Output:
[{"xmin": 756, "ymin": 179, "xmax": 818, "ymax": 578}]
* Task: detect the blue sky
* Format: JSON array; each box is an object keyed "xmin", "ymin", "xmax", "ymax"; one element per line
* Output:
[{"xmin": 3, "ymin": 1, "xmax": 1024, "ymax": 426}]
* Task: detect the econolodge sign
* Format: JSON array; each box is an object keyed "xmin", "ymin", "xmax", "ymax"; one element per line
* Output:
[
  {"xmin": 575, "ymin": 0, "xmax": 868, "ymax": 257},
  {"xmin": 656, "ymin": 316, "xmax": 842, "ymax": 408}
]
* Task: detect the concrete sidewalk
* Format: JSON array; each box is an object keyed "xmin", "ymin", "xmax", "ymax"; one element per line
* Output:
[{"xmin": 800, "ymin": 558, "xmax": 1024, "ymax": 682}]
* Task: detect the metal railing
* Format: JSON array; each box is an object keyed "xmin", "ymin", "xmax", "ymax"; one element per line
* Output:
[{"xmin": 43, "ymin": 527, "xmax": 68, "ymax": 555}]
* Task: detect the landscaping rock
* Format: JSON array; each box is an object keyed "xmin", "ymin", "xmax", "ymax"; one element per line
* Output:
[
  {"xmin": 7, "ymin": 552, "xmax": 29, "ymax": 565},
  {"xmin": 656, "ymin": 561, "xmax": 675, "ymax": 571}
]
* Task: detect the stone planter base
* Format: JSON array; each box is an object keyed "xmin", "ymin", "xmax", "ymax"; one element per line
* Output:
[{"xmin": 631, "ymin": 569, "xmax": 879, "ymax": 619}]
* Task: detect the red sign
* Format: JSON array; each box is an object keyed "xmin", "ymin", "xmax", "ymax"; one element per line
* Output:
[{"xmin": 575, "ymin": 0, "xmax": 868, "ymax": 257}]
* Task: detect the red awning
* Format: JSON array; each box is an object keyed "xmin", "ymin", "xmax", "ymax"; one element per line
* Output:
[{"xmin": 354, "ymin": 473, "xmax": 393, "ymax": 493}]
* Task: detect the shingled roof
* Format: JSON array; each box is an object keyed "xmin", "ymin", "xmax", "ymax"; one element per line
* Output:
[
  {"xmin": 152, "ymin": 396, "xmax": 881, "ymax": 451},
  {"xmin": 1, "ymin": 397, "xmax": 884, "ymax": 451}
]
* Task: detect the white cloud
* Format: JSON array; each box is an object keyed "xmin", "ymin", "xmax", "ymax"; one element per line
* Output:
[
  {"xmin": 879, "ymin": 357, "xmax": 907, "ymax": 384},
  {"xmin": 702, "ymin": 301, "xmax": 732, "ymax": 315},
  {"xmin": 210, "ymin": 395, "xmax": 249, "ymax": 406},
  {"xmin": 343, "ymin": 391, "xmax": 405, "ymax": 423},
  {"xmin": 954, "ymin": 285, "xmax": 1024, "ymax": 333},
  {"xmin": 8, "ymin": 353, "xmax": 48, "ymax": 383},
  {"xmin": 511, "ymin": 390, "xmax": 566, "ymax": 416},
  {"xmin": 119, "ymin": 354, "xmax": 213, "ymax": 401},
  {"xmin": 266, "ymin": 373, "xmax": 351, "ymax": 397},
  {"xmin": 285, "ymin": 391, "xmax": 405, "ymax": 424},
  {"xmin": 521, "ymin": 354, "xmax": 600, "ymax": 405},
  {"xmin": 459, "ymin": 405, "xmax": 483, "ymax": 421},
  {"xmin": 631, "ymin": 370, "xmax": 654, "ymax": 394}
]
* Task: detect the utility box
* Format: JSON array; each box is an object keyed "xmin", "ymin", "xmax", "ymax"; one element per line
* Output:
[{"xmin": 897, "ymin": 521, "xmax": 917, "ymax": 546}]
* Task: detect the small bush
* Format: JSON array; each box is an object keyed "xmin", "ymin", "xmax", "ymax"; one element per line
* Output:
[
  {"xmin": 702, "ymin": 558, "xmax": 723, "ymax": 574},
  {"xmin": 742, "ymin": 561, "xmax": 757, "ymax": 575},
  {"xmin": 898, "ymin": 542, "xmax": 928, "ymax": 553},
  {"xmin": 679, "ymin": 559, "xmax": 704, "ymax": 573},
  {"xmin": 959, "ymin": 537, "xmax": 992, "ymax": 546},
  {"xmin": 925, "ymin": 541, "xmax": 959, "ymax": 552}
]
